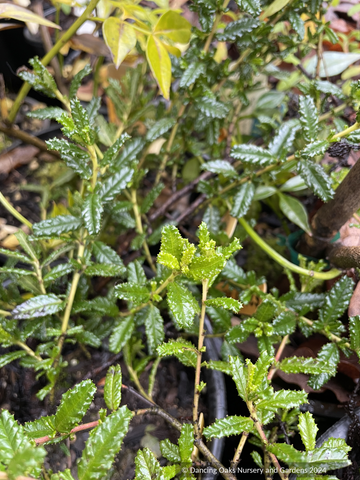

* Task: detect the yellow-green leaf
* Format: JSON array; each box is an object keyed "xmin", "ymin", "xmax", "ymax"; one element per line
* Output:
[
  {"xmin": 0, "ymin": 3, "xmax": 61, "ymax": 29},
  {"xmin": 146, "ymin": 35, "xmax": 171, "ymax": 99},
  {"xmin": 103, "ymin": 17, "xmax": 137, "ymax": 69},
  {"xmin": 154, "ymin": 10, "xmax": 191, "ymax": 44},
  {"xmin": 260, "ymin": 0, "xmax": 291, "ymax": 20}
]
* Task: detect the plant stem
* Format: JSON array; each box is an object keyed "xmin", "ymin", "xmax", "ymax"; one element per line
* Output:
[
  {"xmin": 88, "ymin": 145, "xmax": 98, "ymax": 190},
  {"xmin": 7, "ymin": 0, "xmax": 101, "ymax": 124},
  {"xmin": 203, "ymin": 0, "xmax": 231, "ymax": 54},
  {"xmin": 333, "ymin": 121, "xmax": 359, "ymax": 139},
  {"xmin": 0, "ymin": 123, "xmax": 60, "ymax": 157},
  {"xmin": 15, "ymin": 341, "xmax": 42, "ymax": 361},
  {"xmin": 34, "ymin": 260, "xmax": 46, "ymax": 295},
  {"xmin": 230, "ymin": 432, "xmax": 248, "ymax": 470},
  {"xmin": 238, "ymin": 218, "xmax": 341, "ymax": 280},
  {"xmin": 0, "ymin": 309, "xmax": 11, "ymax": 316},
  {"xmin": 131, "ymin": 189, "xmax": 156, "ymax": 272},
  {"xmin": 193, "ymin": 278, "xmax": 209, "ymax": 438},
  {"xmin": 148, "ymin": 356, "xmax": 161, "ymax": 398},
  {"xmin": 267, "ymin": 335, "xmax": 289, "ymax": 381},
  {"xmin": 35, "ymin": 420, "xmax": 100, "ymax": 445},
  {"xmin": 300, "ymin": 316, "xmax": 351, "ymax": 348},
  {"xmin": 0, "ymin": 193, "xmax": 32, "ymax": 229},
  {"xmin": 126, "ymin": 361, "xmax": 154, "ymax": 403},
  {"xmin": 247, "ymin": 402, "xmax": 289, "ymax": 480}
]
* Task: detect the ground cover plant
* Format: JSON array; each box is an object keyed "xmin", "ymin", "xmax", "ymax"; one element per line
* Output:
[{"xmin": 1, "ymin": 0, "xmax": 360, "ymax": 478}]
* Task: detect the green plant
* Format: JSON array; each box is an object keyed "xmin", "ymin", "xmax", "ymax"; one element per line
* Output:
[{"xmin": 2, "ymin": 0, "xmax": 360, "ymax": 477}]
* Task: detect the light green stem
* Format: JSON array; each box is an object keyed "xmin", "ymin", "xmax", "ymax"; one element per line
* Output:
[
  {"xmin": 0, "ymin": 193, "xmax": 32, "ymax": 229},
  {"xmin": 8, "ymin": 0, "xmax": 101, "ymax": 124},
  {"xmin": 88, "ymin": 145, "xmax": 98, "ymax": 190},
  {"xmin": 131, "ymin": 189, "xmax": 156, "ymax": 272},
  {"xmin": 15, "ymin": 341, "xmax": 42, "ymax": 362},
  {"xmin": 238, "ymin": 218, "xmax": 341, "ymax": 280}
]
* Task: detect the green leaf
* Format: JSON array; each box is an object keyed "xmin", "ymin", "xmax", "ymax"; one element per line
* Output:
[
  {"xmin": 77, "ymin": 406, "xmax": 132, "ymax": 480},
  {"xmin": 25, "ymin": 415, "xmax": 56, "ymax": 439},
  {"xmin": 115, "ymin": 282, "xmax": 150, "ymax": 305},
  {"xmin": 299, "ymin": 412, "xmax": 318, "ymax": 451},
  {"xmin": 0, "ymin": 267, "xmax": 34, "ymax": 276},
  {"xmin": 269, "ymin": 121, "xmax": 299, "ymax": 159},
  {"xmin": 98, "ymin": 167, "xmax": 134, "ymax": 203},
  {"xmin": 167, "ymin": 282, "xmax": 199, "ymax": 329},
  {"xmin": 100, "ymin": 134, "xmax": 130, "ymax": 168},
  {"xmin": 111, "ymin": 137, "xmax": 144, "ymax": 171},
  {"xmin": 85, "ymin": 264, "xmax": 124, "ymax": 277},
  {"xmin": 141, "ymin": 183, "xmax": 164, "ymax": 214},
  {"xmin": 0, "ymin": 410, "xmax": 32, "ymax": 465},
  {"xmin": 234, "ymin": 0, "xmax": 260, "ymax": 16},
  {"xmin": 54, "ymin": 380, "xmax": 96, "ymax": 434},
  {"xmin": 319, "ymin": 276, "xmax": 353, "ymax": 325},
  {"xmin": 43, "ymin": 263, "xmax": 74, "ymax": 287},
  {"xmin": 278, "ymin": 192, "xmax": 311, "ymax": 234},
  {"xmin": 109, "ymin": 316, "xmax": 135, "ymax": 353},
  {"xmin": 82, "ymin": 193, "xmax": 103, "ymax": 235},
  {"xmin": 0, "ymin": 247, "xmax": 32, "ymax": 264},
  {"xmin": 261, "ymin": 0, "xmax": 291, "ymax": 19},
  {"xmin": 159, "ymin": 225, "xmax": 186, "ymax": 262},
  {"xmin": 205, "ymin": 297, "xmax": 242, "ymax": 313},
  {"xmin": 103, "ymin": 18, "xmax": 137, "ymax": 69},
  {"xmin": 203, "ymin": 416, "xmax": 253, "ymax": 439},
  {"xmin": 202, "ymin": 160, "xmax": 238, "ymax": 178},
  {"xmin": 104, "ymin": 365, "xmax": 122, "ymax": 412},
  {"xmin": 272, "ymin": 311, "xmax": 296, "ymax": 335},
  {"xmin": 254, "ymin": 299, "xmax": 277, "ymax": 322},
  {"xmin": 87, "ymin": 97, "xmax": 101, "ymax": 127},
  {"xmin": 127, "ymin": 260, "xmax": 147, "ymax": 285},
  {"xmin": 180, "ymin": 62, "xmax": 205, "ymax": 88},
  {"xmin": 349, "ymin": 316, "xmax": 360, "ymax": 358},
  {"xmin": 12, "ymin": 294, "xmax": 64, "ymax": 319},
  {"xmin": 230, "ymin": 356, "xmax": 247, "ymax": 401},
  {"xmin": 92, "ymin": 241, "xmax": 123, "ymax": 267},
  {"xmin": 154, "ymin": 10, "xmax": 191, "ymax": 44},
  {"xmin": 33, "ymin": 215, "xmax": 83, "ymax": 237},
  {"xmin": 146, "ymin": 35, "xmax": 171, "ymax": 100},
  {"xmin": 196, "ymin": 96, "xmax": 229, "ymax": 119},
  {"xmin": 0, "ymin": 351, "xmax": 27, "ymax": 368},
  {"xmin": 308, "ymin": 343, "xmax": 339, "ymax": 390},
  {"xmin": 70, "ymin": 64, "xmax": 92, "ymax": 99},
  {"xmin": 160, "ymin": 439, "xmax": 181, "ymax": 462},
  {"xmin": 70, "ymin": 97, "xmax": 91, "ymax": 141},
  {"xmin": 279, "ymin": 356, "xmax": 334, "ymax": 375},
  {"xmin": 289, "ymin": 10, "xmax": 304, "ymax": 39},
  {"xmin": 179, "ymin": 423, "xmax": 194, "ymax": 462},
  {"xmin": 301, "ymin": 140, "xmax": 329, "ymax": 158},
  {"xmin": 256, "ymin": 389, "xmax": 307, "ymax": 411},
  {"xmin": 157, "ymin": 338, "xmax": 197, "ymax": 367},
  {"xmin": 297, "ymin": 161, "xmax": 333, "ymax": 202},
  {"xmin": 19, "ymin": 56, "xmax": 57, "ymax": 97},
  {"xmin": 314, "ymin": 80, "xmax": 345, "ymax": 100},
  {"xmin": 218, "ymin": 17, "xmax": 259, "ymax": 41},
  {"xmin": 299, "ymin": 96, "xmax": 318, "ymax": 143},
  {"xmin": 134, "ymin": 447, "xmax": 164, "ymax": 480},
  {"xmin": 27, "ymin": 106, "xmax": 65, "ymax": 120},
  {"xmin": 73, "ymin": 297, "xmax": 118, "ymax": 317},
  {"xmin": 188, "ymin": 252, "xmax": 225, "ymax": 285},
  {"xmin": 7, "ymin": 445, "xmax": 46, "ymax": 479},
  {"xmin": 146, "ymin": 118, "xmax": 176, "ymax": 142},
  {"xmin": 14, "ymin": 230, "xmax": 37, "ymax": 261},
  {"xmin": 144, "ymin": 305, "xmax": 164, "ymax": 354},
  {"xmin": 231, "ymin": 144, "xmax": 275, "ymax": 166}
]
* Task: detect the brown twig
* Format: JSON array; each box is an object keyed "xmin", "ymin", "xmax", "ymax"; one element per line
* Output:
[
  {"xmin": 0, "ymin": 123, "xmax": 60, "ymax": 158},
  {"xmin": 267, "ymin": 335, "xmax": 289, "ymax": 381}
]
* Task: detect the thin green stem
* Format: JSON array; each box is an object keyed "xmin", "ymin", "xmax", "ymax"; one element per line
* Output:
[
  {"xmin": 54, "ymin": 89, "xmax": 70, "ymax": 111},
  {"xmin": 333, "ymin": 121, "xmax": 360, "ymax": 139},
  {"xmin": 203, "ymin": 0, "xmax": 231, "ymax": 53},
  {"xmin": 238, "ymin": 218, "xmax": 341, "ymax": 280},
  {"xmin": 300, "ymin": 316, "xmax": 351, "ymax": 348},
  {"xmin": 7, "ymin": 0, "xmax": 101, "ymax": 124},
  {"xmin": 34, "ymin": 261, "xmax": 46, "ymax": 295},
  {"xmin": 15, "ymin": 341, "xmax": 42, "ymax": 362},
  {"xmin": 148, "ymin": 357, "xmax": 161, "ymax": 398},
  {"xmin": 126, "ymin": 361, "xmax": 154, "ymax": 403},
  {"xmin": 88, "ymin": 145, "xmax": 99, "ymax": 190},
  {"xmin": 0, "ymin": 309, "xmax": 11, "ymax": 316},
  {"xmin": 131, "ymin": 189, "xmax": 156, "ymax": 272},
  {"xmin": 0, "ymin": 193, "xmax": 32, "ymax": 229},
  {"xmin": 193, "ymin": 278, "xmax": 209, "ymax": 438}
]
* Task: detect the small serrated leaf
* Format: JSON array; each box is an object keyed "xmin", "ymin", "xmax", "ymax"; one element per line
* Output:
[
  {"xmin": 33, "ymin": 215, "xmax": 83, "ymax": 237},
  {"xmin": 92, "ymin": 241, "xmax": 124, "ymax": 266},
  {"xmin": 115, "ymin": 282, "xmax": 150, "ymax": 305},
  {"xmin": 82, "ymin": 193, "xmax": 103, "ymax": 235},
  {"xmin": 179, "ymin": 423, "xmax": 194, "ymax": 463},
  {"xmin": 99, "ymin": 168, "xmax": 134, "ymax": 203},
  {"xmin": 203, "ymin": 416, "xmax": 253, "ymax": 439},
  {"xmin": 109, "ymin": 316, "xmax": 135, "ymax": 353},
  {"xmin": 231, "ymin": 144, "xmax": 275, "ymax": 166},
  {"xmin": 256, "ymin": 389, "xmax": 307, "ymax": 411},
  {"xmin": 12, "ymin": 294, "xmax": 64, "ymax": 319},
  {"xmin": 85, "ymin": 264, "xmax": 124, "ymax": 277},
  {"xmin": 299, "ymin": 96, "xmax": 319, "ymax": 143},
  {"xmin": 144, "ymin": 305, "xmax": 164, "ymax": 354},
  {"xmin": 180, "ymin": 62, "xmax": 205, "ymax": 88},
  {"xmin": 205, "ymin": 297, "xmax": 242, "ymax": 313},
  {"xmin": 146, "ymin": 118, "xmax": 176, "ymax": 142},
  {"xmin": 104, "ymin": 365, "xmax": 122, "ymax": 411},
  {"xmin": 298, "ymin": 412, "xmax": 318, "ymax": 451},
  {"xmin": 298, "ymin": 161, "xmax": 334, "ymax": 202},
  {"xmin": 167, "ymin": 282, "xmax": 200, "ymax": 329}
]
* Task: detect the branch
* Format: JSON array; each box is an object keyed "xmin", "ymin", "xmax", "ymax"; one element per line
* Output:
[{"xmin": 0, "ymin": 123, "xmax": 60, "ymax": 158}]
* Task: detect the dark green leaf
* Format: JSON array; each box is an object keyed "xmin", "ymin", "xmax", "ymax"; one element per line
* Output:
[
  {"xmin": 230, "ymin": 355, "xmax": 247, "ymax": 401},
  {"xmin": 278, "ymin": 192, "xmax": 311, "ymax": 233},
  {"xmin": 180, "ymin": 62, "xmax": 205, "ymax": 88},
  {"xmin": 299, "ymin": 96, "xmax": 318, "ymax": 143},
  {"xmin": 301, "ymin": 140, "xmax": 329, "ymax": 158},
  {"xmin": 109, "ymin": 316, "xmax": 135, "ymax": 353},
  {"xmin": 146, "ymin": 118, "xmax": 176, "ymax": 142},
  {"xmin": 205, "ymin": 297, "xmax": 242, "ymax": 313},
  {"xmin": 12, "ymin": 294, "xmax": 64, "ymax": 319},
  {"xmin": 25, "ymin": 415, "xmax": 56, "ymax": 439},
  {"xmin": 115, "ymin": 282, "xmax": 150, "ymax": 305},
  {"xmin": 160, "ymin": 439, "xmax": 181, "ymax": 462},
  {"xmin": 140, "ymin": 183, "xmax": 164, "ymax": 214},
  {"xmin": 127, "ymin": 260, "xmax": 147, "ymax": 285},
  {"xmin": 85, "ymin": 264, "xmax": 125, "ymax": 277},
  {"xmin": 230, "ymin": 182, "xmax": 255, "ymax": 218},
  {"xmin": 231, "ymin": 144, "xmax": 275, "ymax": 166},
  {"xmin": 254, "ymin": 299, "xmax": 277, "ymax": 322},
  {"xmin": 144, "ymin": 305, "xmax": 164, "ymax": 354},
  {"xmin": 308, "ymin": 343, "xmax": 339, "ymax": 390},
  {"xmin": 0, "ymin": 410, "xmax": 32, "ymax": 465},
  {"xmin": 104, "ymin": 365, "xmax": 122, "ymax": 411},
  {"xmin": 218, "ymin": 17, "xmax": 259, "ymax": 41},
  {"xmin": 234, "ymin": 0, "xmax": 260, "ymax": 16},
  {"xmin": 272, "ymin": 311, "xmax": 296, "ymax": 335},
  {"xmin": 111, "ymin": 137, "xmax": 144, "ymax": 171},
  {"xmin": 27, "ymin": 107, "xmax": 65, "ymax": 120},
  {"xmin": 289, "ymin": 11, "xmax": 304, "ymax": 39},
  {"xmin": 43, "ymin": 263, "xmax": 74, "ymax": 287},
  {"xmin": 70, "ymin": 97, "xmax": 91, "ymax": 141},
  {"xmin": 70, "ymin": 65, "xmax": 92, "ymax": 99},
  {"xmin": 202, "ymin": 160, "xmax": 238, "ymax": 178},
  {"xmin": 279, "ymin": 357, "xmax": 334, "ymax": 375},
  {"xmin": 349, "ymin": 316, "xmax": 360, "ymax": 358},
  {"xmin": 99, "ymin": 134, "xmax": 131, "ymax": 168},
  {"xmin": 298, "ymin": 161, "xmax": 334, "ymax": 202},
  {"xmin": 256, "ymin": 389, "xmax": 307, "ymax": 411},
  {"xmin": 299, "ymin": 412, "xmax": 318, "ymax": 451},
  {"xmin": 77, "ymin": 406, "xmax": 132, "ymax": 480},
  {"xmin": 203, "ymin": 416, "xmax": 253, "ymax": 439},
  {"xmin": 33, "ymin": 215, "xmax": 83, "ymax": 237},
  {"xmin": 0, "ymin": 350, "xmax": 27, "ymax": 368},
  {"xmin": 269, "ymin": 120, "xmax": 299, "ymax": 158},
  {"xmin": 55, "ymin": 380, "xmax": 96, "ymax": 433},
  {"xmin": 87, "ymin": 97, "xmax": 101, "ymax": 125},
  {"xmin": 92, "ymin": 241, "xmax": 124, "ymax": 266},
  {"xmin": 157, "ymin": 339, "xmax": 197, "ymax": 367},
  {"xmin": 98, "ymin": 167, "xmax": 134, "ymax": 203},
  {"xmin": 196, "ymin": 96, "xmax": 229, "ymax": 119},
  {"xmin": 319, "ymin": 276, "xmax": 353, "ymax": 325},
  {"xmin": 134, "ymin": 447, "xmax": 164, "ymax": 480},
  {"xmin": 82, "ymin": 193, "xmax": 103, "ymax": 235}
]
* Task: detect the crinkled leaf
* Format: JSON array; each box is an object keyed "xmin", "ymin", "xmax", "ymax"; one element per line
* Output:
[
  {"xmin": 115, "ymin": 282, "xmax": 150, "ymax": 305},
  {"xmin": 12, "ymin": 294, "xmax": 64, "ymax": 319},
  {"xmin": 55, "ymin": 380, "xmax": 96, "ymax": 433},
  {"xmin": 27, "ymin": 106, "xmax": 65, "ymax": 120},
  {"xmin": 146, "ymin": 118, "xmax": 175, "ymax": 142},
  {"xmin": 141, "ymin": 183, "xmax": 164, "ymax": 214},
  {"xmin": 299, "ymin": 412, "xmax": 318, "ymax": 451},
  {"xmin": 0, "ymin": 410, "xmax": 32, "ymax": 464},
  {"xmin": 33, "ymin": 215, "xmax": 83, "ymax": 237},
  {"xmin": 157, "ymin": 339, "xmax": 197, "ymax": 367},
  {"xmin": 230, "ymin": 355, "xmax": 247, "ymax": 401},
  {"xmin": 349, "ymin": 316, "xmax": 360, "ymax": 358},
  {"xmin": 269, "ymin": 121, "xmax": 299, "ymax": 158},
  {"xmin": 104, "ymin": 365, "xmax": 122, "ymax": 411},
  {"xmin": 85, "ymin": 263, "xmax": 124, "ymax": 277},
  {"xmin": 205, "ymin": 297, "xmax": 242, "ymax": 313},
  {"xmin": 167, "ymin": 282, "xmax": 199, "ymax": 329},
  {"xmin": 299, "ymin": 96, "xmax": 318, "ymax": 143},
  {"xmin": 196, "ymin": 96, "xmax": 229, "ymax": 119},
  {"xmin": 25, "ymin": 415, "xmax": 56, "ymax": 439},
  {"xmin": 301, "ymin": 140, "xmax": 329, "ymax": 158},
  {"xmin": 77, "ymin": 406, "xmax": 132, "ymax": 480},
  {"xmin": 92, "ymin": 241, "xmax": 123, "ymax": 266},
  {"xmin": 298, "ymin": 160, "xmax": 334, "ymax": 202},
  {"xmin": 180, "ymin": 62, "xmax": 205, "ymax": 88},
  {"xmin": 159, "ymin": 225, "xmax": 186, "ymax": 262},
  {"xmin": 46, "ymin": 138, "xmax": 92, "ymax": 179},
  {"xmin": 160, "ymin": 439, "xmax": 181, "ymax": 462},
  {"xmin": 319, "ymin": 276, "xmax": 353, "ymax": 325},
  {"xmin": 279, "ymin": 356, "xmax": 334, "ymax": 375},
  {"xmin": 144, "ymin": 305, "xmax": 164, "ymax": 354},
  {"xmin": 255, "ymin": 389, "xmax": 307, "ymax": 411},
  {"xmin": 69, "ymin": 64, "xmax": 92, "ymax": 99},
  {"xmin": 308, "ymin": 343, "xmax": 339, "ymax": 390},
  {"xmin": 254, "ymin": 299, "xmax": 277, "ymax": 322},
  {"xmin": 134, "ymin": 447, "xmax": 164, "ymax": 480},
  {"xmin": 234, "ymin": 0, "xmax": 260, "ymax": 16},
  {"xmin": 43, "ymin": 263, "xmax": 74, "ymax": 287},
  {"xmin": 0, "ymin": 351, "xmax": 27, "ymax": 368},
  {"xmin": 218, "ymin": 17, "xmax": 259, "ymax": 41},
  {"xmin": 179, "ymin": 423, "xmax": 194, "ymax": 463},
  {"xmin": 231, "ymin": 144, "xmax": 275, "ymax": 166},
  {"xmin": 127, "ymin": 260, "xmax": 147, "ymax": 285},
  {"xmin": 203, "ymin": 416, "xmax": 253, "ymax": 439},
  {"xmin": 99, "ymin": 168, "xmax": 134, "ymax": 203},
  {"xmin": 100, "ymin": 134, "xmax": 130, "ymax": 168},
  {"xmin": 202, "ymin": 160, "xmax": 238, "ymax": 178},
  {"xmin": 82, "ymin": 193, "xmax": 103, "ymax": 235},
  {"xmin": 272, "ymin": 311, "xmax": 296, "ymax": 335},
  {"xmin": 109, "ymin": 316, "xmax": 135, "ymax": 353}
]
